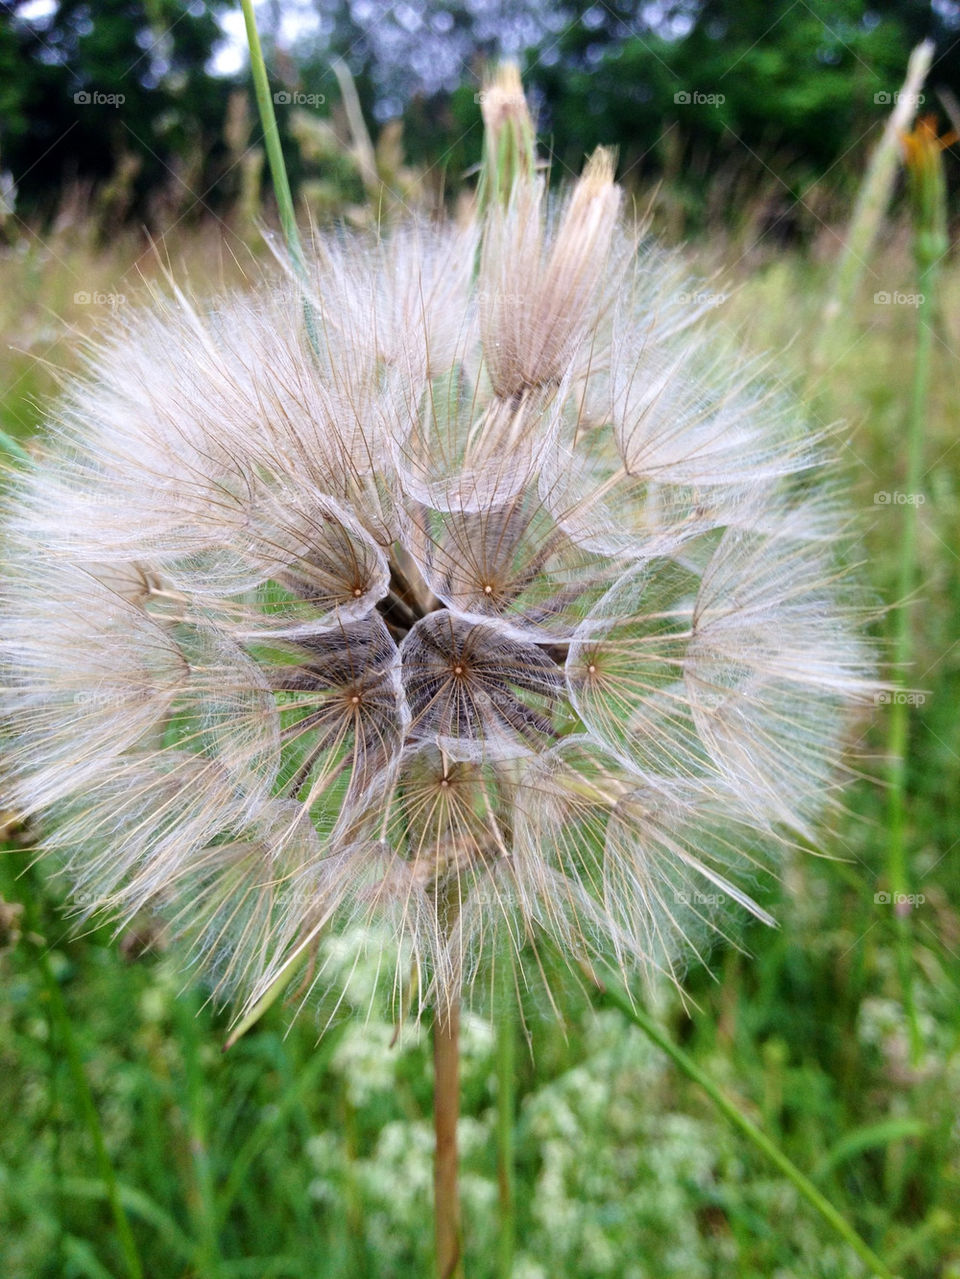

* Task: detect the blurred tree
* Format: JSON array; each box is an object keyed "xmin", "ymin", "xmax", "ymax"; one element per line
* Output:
[
  {"xmin": 307, "ymin": 0, "xmax": 960, "ymax": 226},
  {"xmin": 0, "ymin": 0, "xmax": 236, "ymax": 222},
  {"xmin": 530, "ymin": 0, "xmax": 952, "ymax": 185},
  {"xmin": 0, "ymin": 0, "xmax": 957, "ymax": 227}
]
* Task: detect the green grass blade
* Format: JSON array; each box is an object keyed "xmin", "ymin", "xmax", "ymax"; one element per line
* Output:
[
  {"xmin": 215, "ymin": 1026, "xmax": 342, "ymax": 1226},
  {"xmin": 174, "ymin": 992, "xmax": 222, "ymax": 1276},
  {"xmin": 239, "ymin": 0, "xmax": 304, "ymax": 275},
  {"xmin": 815, "ymin": 1118, "xmax": 928, "ymax": 1180},
  {"xmin": 495, "ymin": 962, "xmax": 516, "ymax": 1278},
  {"xmin": 61, "ymin": 1178, "xmax": 197, "ymax": 1265},
  {"xmin": 597, "ymin": 968, "xmax": 898, "ymax": 1279},
  {"xmin": 239, "ymin": 0, "xmax": 319, "ymax": 356},
  {"xmin": 31, "ymin": 937, "xmax": 146, "ymax": 1279},
  {"xmin": 885, "ymin": 122, "xmax": 948, "ymax": 1067}
]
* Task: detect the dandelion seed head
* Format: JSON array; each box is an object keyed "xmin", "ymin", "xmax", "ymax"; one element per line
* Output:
[{"xmin": 0, "ymin": 150, "xmax": 876, "ymax": 1027}]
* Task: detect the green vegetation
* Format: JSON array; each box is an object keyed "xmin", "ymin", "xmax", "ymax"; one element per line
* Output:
[{"xmin": 2, "ymin": 1, "xmax": 958, "ymax": 229}]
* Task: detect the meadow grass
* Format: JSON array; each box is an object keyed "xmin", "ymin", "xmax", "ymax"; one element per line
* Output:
[{"xmin": 0, "ymin": 215, "xmax": 958, "ymax": 1279}]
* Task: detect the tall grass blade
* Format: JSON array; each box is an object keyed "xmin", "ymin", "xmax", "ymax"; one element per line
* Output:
[{"xmin": 597, "ymin": 968, "xmax": 898, "ymax": 1279}]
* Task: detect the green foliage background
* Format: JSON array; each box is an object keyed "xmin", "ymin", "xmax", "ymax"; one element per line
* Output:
[{"xmin": 2, "ymin": 1, "xmax": 960, "ymax": 225}]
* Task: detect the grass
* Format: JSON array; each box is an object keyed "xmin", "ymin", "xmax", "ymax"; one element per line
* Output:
[{"xmin": 0, "ymin": 208, "xmax": 959, "ymax": 1278}]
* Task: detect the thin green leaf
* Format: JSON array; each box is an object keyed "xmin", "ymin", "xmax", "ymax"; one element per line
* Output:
[{"xmin": 596, "ymin": 966, "xmax": 899, "ymax": 1279}]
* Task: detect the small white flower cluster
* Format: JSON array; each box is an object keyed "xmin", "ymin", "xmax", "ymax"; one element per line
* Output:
[{"xmin": 0, "ymin": 145, "xmax": 874, "ymax": 1022}]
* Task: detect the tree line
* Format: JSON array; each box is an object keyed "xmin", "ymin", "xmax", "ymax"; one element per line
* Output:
[{"xmin": 0, "ymin": 0, "xmax": 956, "ymax": 227}]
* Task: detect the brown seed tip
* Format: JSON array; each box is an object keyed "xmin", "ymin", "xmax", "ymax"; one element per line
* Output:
[
  {"xmin": 480, "ymin": 62, "xmax": 532, "ymax": 135},
  {"xmin": 557, "ymin": 146, "xmax": 621, "ymax": 249},
  {"xmin": 579, "ymin": 146, "xmax": 618, "ymax": 192}
]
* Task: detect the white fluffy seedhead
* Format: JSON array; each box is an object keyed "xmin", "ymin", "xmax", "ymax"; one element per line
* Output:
[{"xmin": 0, "ymin": 153, "xmax": 876, "ymax": 1027}]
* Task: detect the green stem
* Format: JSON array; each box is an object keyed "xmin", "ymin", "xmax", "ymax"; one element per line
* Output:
[
  {"xmin": 0, "ymin": 426, "xmax": 31, "ymax": 463},
  {"xmin": 215, "ymin": 1027, "xmax": 342, "ymax": 1227},
  {"xmin": 597, "ymin": 969, "xmax": 897, "ymax": 1279},
  {"xmin": 175, "ymin": 992, "xmax": 221, "ymax": 1276},
  {"xmin": 885, "ymin": 249, "xmax": 938, "ymax": 1067},
  {"xmin": 239, "ymin": 0, "xmax": 319, "ymax": 359},
  {"xmin": 239, "ymin": 0, "xmax": 304, "ymax": 274},
  {"xmin": 495, "ymin": 963, "xmax": 516, "ymax": 1277},
  {"xmin": 813, "ymin": 40, "xmax": 932, "ymax": 372},
  {"xmin": 29, "ymin": 930, "xmax": 145, "ymax": 1279}
]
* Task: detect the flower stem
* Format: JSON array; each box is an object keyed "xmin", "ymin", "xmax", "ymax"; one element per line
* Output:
[
  {"xmin": 239, "ymin": 0, "xmax": 318, "ymax": 355},
  {"xmin": 174, "ymin": 992, "xmax": 220, "ymax": 1276},
  {"xmin": 884, "ymin": 269, "xmax": 933, "ymax": 1066},
  {"xmin": 239, "ymin": 0, "xmax": 304, "ymax": 273},
  {"xmin": 885, "ymin": 116, "xmax": 950, "ymax": 1067},
  {"xmin": 433, "ymin": 1000, "xmax": 465, "ymax": 1279},
  {"xmin": 495, "ymin": 964, "xmax": 516, "ymax": 1277},
  {"xmin": 814, "ymin": 40, "xmax": 932, "ymax": 370},
  {"xmin": 596, "ymin": 969, "xmax": 896, "ymax": 1279}
]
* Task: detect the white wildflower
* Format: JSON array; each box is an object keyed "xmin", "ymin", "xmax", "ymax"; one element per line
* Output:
[{"xmin": 0, "ymin": 148, "xmax": 874, "ymax": 1027}]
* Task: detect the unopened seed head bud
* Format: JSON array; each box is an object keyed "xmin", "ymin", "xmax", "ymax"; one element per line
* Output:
[{"xmin": 478, "ymin": 62, "xmax": 537, "ymax": 212}]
